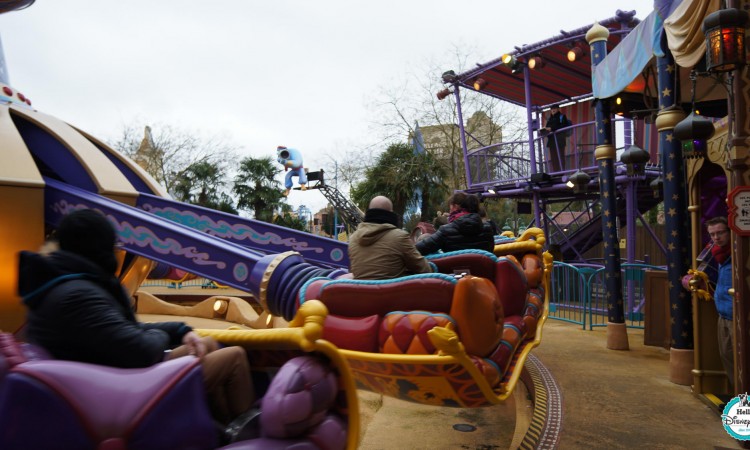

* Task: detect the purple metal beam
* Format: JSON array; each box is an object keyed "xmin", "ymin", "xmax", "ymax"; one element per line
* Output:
[
  {"xmin": 45, "ymin": 178, "xmax": 265, "ymax": 293},
  {"xmin": 524, "ymin": 64, "xmax": 543, "ymax": 228},
  {"xmin": 137, "ymin": 193, "xmax": 349, "ymax": 269},
  {"xmin": 623, "ymin": 117, "xmax": 637, "ymax": 313},
  {"xmin": 454, "ymin": 86, "xmax": 473, "ymax": 188},
  {"xmin": 44, "ymin": 179, "xmax": 343, "ymax": 320}
]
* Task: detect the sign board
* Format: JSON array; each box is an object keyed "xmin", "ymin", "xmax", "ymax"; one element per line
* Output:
[{"xmin": 728, "ymin": 186, "xmax": 750, "ymax": 236}]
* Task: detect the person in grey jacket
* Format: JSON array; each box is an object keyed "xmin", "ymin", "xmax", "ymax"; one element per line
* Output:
[
  {"xmin": 348, "ymin": 196, "xmax": 432, "ymax": 279},
  {"xmin": 416, "ymin": 192, "xmax": 495, "ymax": 255}
]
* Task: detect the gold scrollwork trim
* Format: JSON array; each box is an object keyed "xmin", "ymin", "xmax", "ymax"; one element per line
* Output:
[
  {"xmin": 258, "ymin": 251, "xmax": 299, "ymax": 312},
  {"xmin": 655, "ymin": 108, "xmax": 686, "ymax": 131}
]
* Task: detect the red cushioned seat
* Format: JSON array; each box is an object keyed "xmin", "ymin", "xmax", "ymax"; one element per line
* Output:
[
  {"xmin": 379, "ymin": 312, "xmax": 456, "ymax": 354},
  {"xmin": 317, "ymin": 275, "xmax": 456, "ymax": 318},
  {"xmin": 428, "ymin": 251, "xmax": 498, "ymax": 280},
  {"xmin": 322, "ymin": 315, "xmax": 380, "ymax": 353}
]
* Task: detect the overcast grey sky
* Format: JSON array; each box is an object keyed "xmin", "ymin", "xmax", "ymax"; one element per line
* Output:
[{"xmin": 0, "ymin": 1, "xmax": 653, "ymax": 213}]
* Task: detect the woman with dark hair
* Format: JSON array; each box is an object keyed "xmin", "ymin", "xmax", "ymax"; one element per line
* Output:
[
  {"xmin": 19, "ymin": 209, "xmax": 255, "ymax": 427},
  {"xmin": 415, "ymin": 192, "xmax": 495, "ymax": 255}
]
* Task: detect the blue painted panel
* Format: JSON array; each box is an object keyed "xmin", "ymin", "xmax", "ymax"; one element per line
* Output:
[{"xmin": 13, "ymin": 114, "xmax": 97, "ymax": 191}]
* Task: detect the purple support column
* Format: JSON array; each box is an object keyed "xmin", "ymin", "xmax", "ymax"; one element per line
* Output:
[
  {"xmin": 626, "ymin": 175, "xmax": 636, "ymax": 314},
  {"xmin": 455, "ymin": 87, "xmax": 473, "ymax": 188},
  {"xmin": 523, "ymin": 65, "xmax": 543, "ymax": 228},
  {"xmin": 654, "ymin": 46, "xmax": 693, "ymax": 385},
  {"xmin": 587, "ymin": 22, "xmax": 628, "ymax": 350},
  {"xmin": 620, "ymin": 14, "xmax": 637, "ymax": 318},
  {"xmin": 624, "ymin": 118, "xmax": 636, "ymax": 315},
  {"xmin": 621, "ymin": 14, "xmax": 638, "ymax": 320}
]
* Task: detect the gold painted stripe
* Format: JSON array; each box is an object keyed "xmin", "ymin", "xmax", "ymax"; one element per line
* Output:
[{"xmin": 705, "ymin": 393, "xmax": 724, "ymax": 407}]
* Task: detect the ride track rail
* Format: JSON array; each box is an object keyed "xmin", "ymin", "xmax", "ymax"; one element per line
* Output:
[{"xmin": 519, "ymin": 354, "xmax": 563, "ymax": 449}]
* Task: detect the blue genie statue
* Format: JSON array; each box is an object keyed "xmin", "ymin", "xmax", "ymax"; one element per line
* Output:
[{"xmin": 276, "ymin": 145, "xmax": 308, "ymax": 196}]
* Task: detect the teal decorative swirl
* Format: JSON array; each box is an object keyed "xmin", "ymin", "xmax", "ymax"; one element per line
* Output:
[
  {"xmin": 142, "ymin": 204, "xmax": 325, "ymax": 254},
  {"xmin": 51, "ymin": 200, "xmax": 226, "ymax": 269},
  {"xmin": 117, "ymin": 222, "xmax": 226, "ymax": 268}
]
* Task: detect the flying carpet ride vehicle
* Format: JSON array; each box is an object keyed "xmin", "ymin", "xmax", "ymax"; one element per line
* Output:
[
  {"xmin": 256, "ymin": 228, "xmax": 551, "ymax": 408},
  {"xmin": 139, "ymin": 229, "xmax": 550, "ymax": 409},
  {"xmin": 0, "ymin": 300, "xmax": 359, "ymax": 449}
]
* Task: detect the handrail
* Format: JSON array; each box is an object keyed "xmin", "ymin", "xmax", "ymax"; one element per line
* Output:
[
  {"xmin": 550, "ymin": 261, "xmax": 666, "ymax": 330},
  {"xmin": 466, "ymin": 117, "xmax": 658, "ymax": 189}
]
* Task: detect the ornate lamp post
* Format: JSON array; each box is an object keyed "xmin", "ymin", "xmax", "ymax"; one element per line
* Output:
[
  {"xmin": 703, "ymin": 8, "xmax": 748, "ymax": 73},
  {"xmin": 567, "ymin": 169, "xmax": 591, "ymax": 194},
  {"xmin": 619, "ymin": 144, "xmax": 651, "ymax": 176},
  {"xmin": 673, "ymin": 112, "xmax": 715, "ymax": 159}
]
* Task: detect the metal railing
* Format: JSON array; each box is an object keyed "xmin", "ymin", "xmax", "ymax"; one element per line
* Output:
[
  {"xmin": 140, "ymin": 277, "xmax": 227, "ymax": 289},
  {"xmin": 550, "ymin": 261, "xmax": 665, "ymax": 330},
  {"xmin": 466, "ymin": 117, "xmax": 648, "ymax": 189},
  {"xmin": 466, "ymin": 140, "xmax": 532, "ymax": 185}
]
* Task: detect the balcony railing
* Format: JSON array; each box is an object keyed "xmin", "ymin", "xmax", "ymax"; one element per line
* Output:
[{"xmin": 465, "ymin": 118, "xmax": 651, "ymax": 189}]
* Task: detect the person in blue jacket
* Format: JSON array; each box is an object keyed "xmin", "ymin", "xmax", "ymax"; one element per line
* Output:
[{"xmin": 705, "ymin": 216, "xmax": 734, "ymax": 388}]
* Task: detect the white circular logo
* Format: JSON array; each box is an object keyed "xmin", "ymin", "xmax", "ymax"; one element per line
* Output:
[{"xmin": 722, "ymin": 393, "xmax": 750, "ymax": 440}]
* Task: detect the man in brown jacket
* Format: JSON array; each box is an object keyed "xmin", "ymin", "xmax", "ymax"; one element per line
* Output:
[{"xmin": 348, "ymin": 196, "xmax": 432, "ymax": 279}]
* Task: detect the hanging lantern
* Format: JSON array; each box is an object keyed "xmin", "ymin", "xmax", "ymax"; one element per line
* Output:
[
  {"xmin": 650, "ymin": 176, "xmax": 663, "ymax": 199},
  {"xmin": 568, "ymin": 169, "xmax": 591, "ymax": 194},
  {"xmin": 619, "ymin": 144, "xmax": 651, "ymax": 176},
  {"xmin": 703, "ymin": 8, "xmax": 749, "ymax": 73},
  {"xmin": 673, "ymin": 111, "xmax": 715, "ymax": 158}
]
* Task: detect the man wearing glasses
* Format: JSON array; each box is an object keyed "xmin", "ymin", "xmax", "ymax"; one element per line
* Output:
[{"xmin": 706, "ymin": 216, "xmax": 734, "ymax": 389}]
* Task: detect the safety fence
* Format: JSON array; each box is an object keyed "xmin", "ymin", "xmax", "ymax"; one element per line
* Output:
[
  {"xmin": 140, "ymin": 277, "xmax": 227, "ymax": 289},
  {"xmin": 550, "ymin": 261, "xmax": 666, "ymax": 330}
]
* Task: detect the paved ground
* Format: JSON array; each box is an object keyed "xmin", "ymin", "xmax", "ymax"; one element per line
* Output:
[
  {"xmin": 357, "ymin": 389, "xmax": 524, "ymax": 449},
  {"xmin": 357, "ymin": 320, "xmax": 741, "ymax": 449}
]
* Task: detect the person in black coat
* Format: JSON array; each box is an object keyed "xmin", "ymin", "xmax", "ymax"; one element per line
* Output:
[
  {"xmin": 18, "ymin": 209, "xmax": 254, "ymax": 425},
  {"xmin": 544, "ymin": 104, "xmax": 572, "ymax": 172},
  {"xmin": 416, "ymin": 192, "xmax": 495, "ymax": 255}
]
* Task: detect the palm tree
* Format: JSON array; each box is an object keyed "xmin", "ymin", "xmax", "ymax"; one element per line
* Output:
[
  {"xmin": 172, "ymin": 160, "xmax": 237, "ymax": 214},
  {"xmin": 233, "ymin": 156, "xmax": 285, "ymax": 222},
  {"xmin": 351, "ymin": 143, "xmax": 448, "ymax": 222}
]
